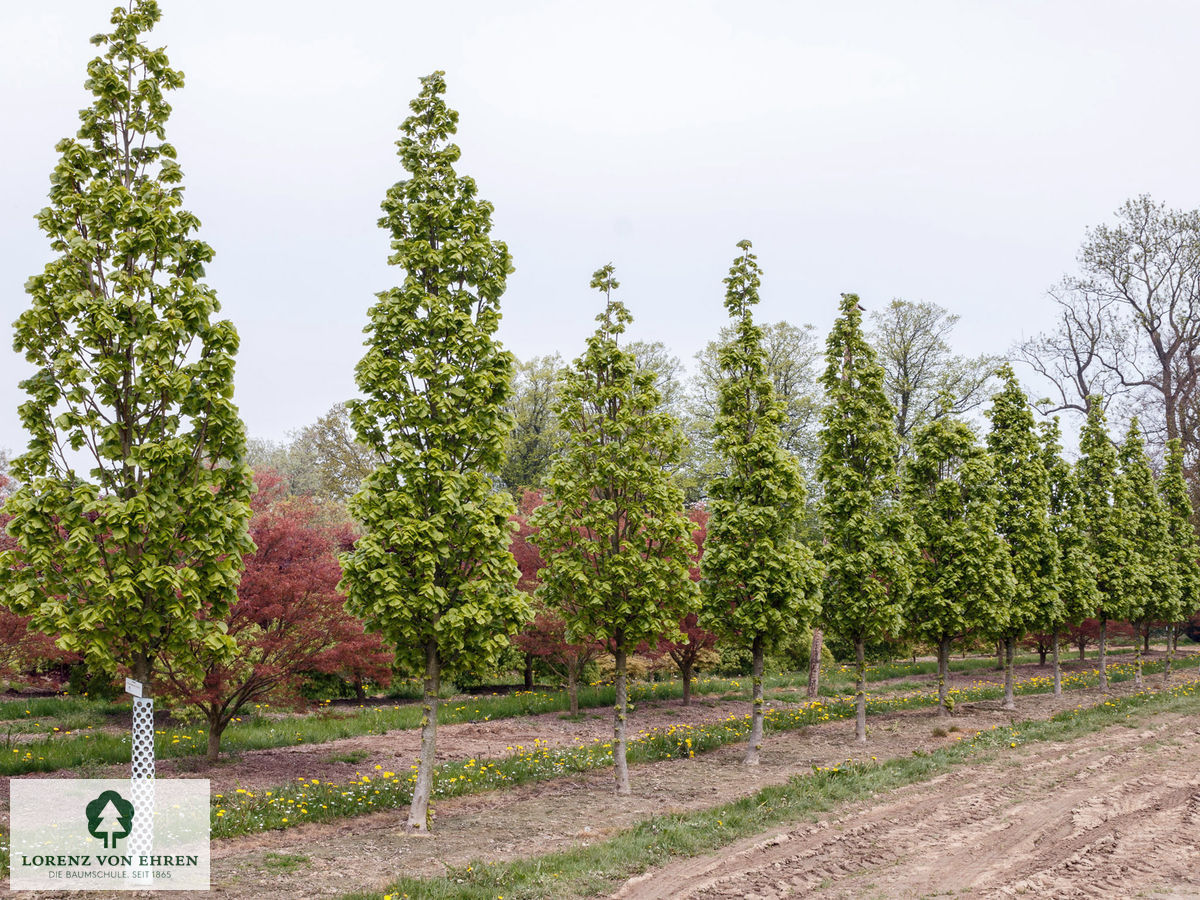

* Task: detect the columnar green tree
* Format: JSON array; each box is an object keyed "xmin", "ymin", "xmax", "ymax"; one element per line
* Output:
[
  {"xmin": 0, "ymin": 0, "xmax": 253, "ymax": 685},
  {"xmin": 817, "ymin": 294, "xmax": 914, "ymax": 744},
  {"xmin": 1116, "ymin": 419, "xmax": 1178, "ymax": 687},
  {"xmin": 339, "ymin": 72, "xmax": 528, "ymax": 832},
  {"xmin": 701, "ymin": 242, "xmax": 822, "ymax": 764},
  {"xmin": 902, "ymin": 414, "xmax": 1012, "ymax": 715},
  {"xmin": 1075, "ymin": 400, "xmax": 1125, "ymax": 691},
  {"xmin": 1160, "ymin": 439, "xmax": 1200, "ymax": 682},
  {"xmin": 985, "ymin": 367, "xmax": 1062, "ymax": 709},
  {"xmin": 532, "ymin": 266, "xmax": 697, "ymax": 794},
  {"xmin": 1039, "ymin": 420, "xmax": 1098, "ymax": 695}
]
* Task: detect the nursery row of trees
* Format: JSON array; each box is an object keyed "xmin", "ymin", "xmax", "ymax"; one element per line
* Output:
[{"xmin": 2, "ymin": 2, "xmax": 1199, "ymax": 836}]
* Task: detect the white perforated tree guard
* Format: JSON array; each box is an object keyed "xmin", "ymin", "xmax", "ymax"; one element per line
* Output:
[{"xmin": 128, "ymin": 696, "xmax": 155, "ymax": 884}]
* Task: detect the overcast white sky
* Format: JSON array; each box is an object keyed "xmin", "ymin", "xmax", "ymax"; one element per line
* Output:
[{"xmin": 3, "ymin": 1, "xmax": 1199, "ymax": 455}]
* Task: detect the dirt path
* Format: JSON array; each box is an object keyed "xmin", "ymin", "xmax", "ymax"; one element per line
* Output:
[{"xmin": 616, "ymin": 700, "xmax": 1200, "ymax": 899}]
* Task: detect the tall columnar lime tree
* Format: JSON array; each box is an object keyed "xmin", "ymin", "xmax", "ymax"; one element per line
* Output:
[
  {"xmin": 0, "ymin": 0, "xmax": 253, "ymax": 687},
  {"xmin": 985, "ymin": 367, "xmax": 1062, "ymax": 710},
  {"xmin": 1039, "ymin": 419, "xmax": 1098, "ymax": 695},
  {"xmin": 1160, "ymin": 439, "xmax": 1200, "ymax": 682},
  {"xmin": 1116, "ymin": 419, "xmax": 1178, "ymax": 687},
  {"xmin": 1075, "ymin": 400, "xmax": 1125, "ymax": 691},
  {"xmin": 339, "ymin": 72, "xmax": 528, "ymax": 832},
  {"xmin": 532, "ymin": 267, "xmax": 697, "ymax": 795},
  {"xmin": 902, "ymin": 414, "xmax": 1012, "ymax": 715},
  {"xmin": 817, "ymin": 294, "xmax": 914, "ymax": 744},
  {"xmin": 700, "ymin": 242, "xmax": 822, "ymax": 765}
]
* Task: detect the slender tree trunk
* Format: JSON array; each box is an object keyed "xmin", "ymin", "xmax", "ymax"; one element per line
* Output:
[
  {"xmin": 1164, "ymin": 624, "xmax": 1174, "ymax": 686},
  {"xmin": 806, "ymin": 628, "xmax": 823, "ymax": 699},
  {"xmin": 681, "ymin": 659, "xmax": 693, "ymax": 706},
  {"xmin": 936, "ymin": 637, "xmax": 950, "ymax": 716},
  {"xmin": 1038, "ymin": 644, "xmax": 1048, "ymax": 666},
  {"xmin": 995, "ymin": 640, "xmax": 1004, "ymax": 671},
  {"xmin": 406, "ymin": 639, "xmax": 439, "ymax": 831},
  {"xmin": 855, "ymin": 637, "xmax": 867, "ymax": 744},
  {"xmin": 1078, "ymin": 640, "xmax": 1086, "ymax": 661},
  {"xmin": 1099, "ymin": 616, "xmax": 1108, "ymax": 693},
  {"xmin": 1052, "ymin": 631, "xmax": 1061, "ymax": 696},
  {"xmin": 206, "ymin": 713, "xmax": 224, "ymax": 763},
  {"xmin": 1142, "ymin": 623, "xmax": 1151, "ymax": 654},
  {"xmin": 523, "ymin": 653, "xmax": 534, "ymax": 690},
  {"xmin": 353, "ymin": 675, "xmax": 366, "ymax": 702},
  {"xmin": 1134, "ymin": 622, "xmax": 1144, "ymax": 688},
  {"xmin": 614, "ymin": 642, "xmax": 631, "ymax": 796},
  {"xmin": 746, "ymin": 635, "xmax": 765, "ymax": 765},
  {"xmin": 567, "ymin": 659, "xmax": 580, "ymax": 716},
  {"xmin": 1002, "ymin": 636, "xmax": 1015, "ymax": 710}
]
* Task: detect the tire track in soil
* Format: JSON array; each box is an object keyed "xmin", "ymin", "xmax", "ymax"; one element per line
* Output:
[{"xmin": 616, "ymin": 714, "xmax": 1200, "ymax": 900}]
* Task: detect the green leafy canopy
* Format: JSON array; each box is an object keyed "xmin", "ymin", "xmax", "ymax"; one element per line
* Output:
[
  {"xmin": 532, "ymin": 266, "xmax": 697, "ymax": 651},
  {"xmin": 701, "ymin": 241, "xmax": 821, "ymax": 649},
  {"xmin": 903, "ymin": 414, "xmax": 1013, "ymax": 643},
  {"xmin": 0, "ymin": 0, "xmax": 253, "ymax": 679},
  {"xmin": 339, "ymin": 71, "xmax": 527, "ymax": 675},
  {"xmin": 817, "ymin": 294, "xmax": 914, "ymax": 644},
  {"xmin": 985, "ymin": 366, "xmax": 1062, "ymax": 637}
]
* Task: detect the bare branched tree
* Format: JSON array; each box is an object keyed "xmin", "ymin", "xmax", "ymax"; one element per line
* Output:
[{"xmin": 1017, "ymin": 196, "xmax": 1200, "ymax": 469}]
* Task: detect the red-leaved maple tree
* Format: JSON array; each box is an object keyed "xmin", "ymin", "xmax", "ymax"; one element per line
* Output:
[{"xmin": 157, "ymin": 471, "xmax": 391, "ymax": 760}]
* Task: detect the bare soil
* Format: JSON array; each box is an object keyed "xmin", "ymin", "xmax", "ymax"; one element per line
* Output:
[{"xmin": 617, "ymin": 698, "xmax": 1200, "ymax": 899}]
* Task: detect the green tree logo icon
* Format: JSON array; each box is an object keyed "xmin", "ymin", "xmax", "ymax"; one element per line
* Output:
[{"xmin": 86, "ymin": 790, "xmax": 134, "ymax": 849}]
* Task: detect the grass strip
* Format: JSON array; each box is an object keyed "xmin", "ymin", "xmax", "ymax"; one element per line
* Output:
[{"xmin": 349, "ymin": 676, "xmax": 1200, "ymax": 900}]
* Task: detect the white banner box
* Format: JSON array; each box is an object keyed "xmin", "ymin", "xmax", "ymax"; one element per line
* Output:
[{"xmin": 10, "ymin": 778, "xmax": 209, "ymax": 891}]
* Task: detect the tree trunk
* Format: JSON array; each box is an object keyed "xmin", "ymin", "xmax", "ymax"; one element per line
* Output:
[
  {"xmin": 995, "ymin": 639, "xmax": 1004, "ymax": 671},
  {"xmin": 1164, "ymin": 624, "xmax": 1174, "ymax": 686},
  {"xmin": 206, "ymin": 713, "xmax": 224, "ymax": 763},
  {"xmin": 523, "ymin": 653, "xmax": 534, "ymax": 690},
  {"xmin": 936, "ymin": 637, "xmax": 950, "ymax": 716},
  {"xmin": 1002, "ymin": 636, "xmax": 1015, "ymax": 710},
  {"xmin": 1143, "ymin": 622, "xmax": 1151, "ymax": 654},
  {"xmin": 1134, "ymin": 622, "xmax": 1144, "ymax": 688},
  {"xmin": 806, "ymin": 628, "xmax": 823, "ymax": 699},
  {"xmin": 746, "ymin": 635, "xmax": 765, "ymax": 765},
  {"xmin": 1099, "ymin": 616, "xmax": 1108, "ymax": 692},
  {"xmin": 1078, "ymin": 640, "xmax": 1086, "ymax": 661},
  {"xmin": 406, "ymin": 638, "xmax": 439, "ymax": 831},
  {"xmin": 614, "ymin": 642, "xmax": 631, "ymax": 796},
  {"xmin": 1052, "ymin": 631, "xmax": 1061, "ymax": 696},
  {"xmin": 354, "ymin": 675, "xmax": 366, "ymax": 702},
  {"xmin": 567, "ymin": 659, "xmax": 580, "ymax": 716},
  {"xmin": 855, "ymin": 637, "xmax": 867, "ymax": 744},
  {"xmin": 681, "ymin": 659, "xmax": 693, "ymax": 706},
  {"xmin": 1038, "ymin": 645, "xmax": 1048, "ymax": 666}
]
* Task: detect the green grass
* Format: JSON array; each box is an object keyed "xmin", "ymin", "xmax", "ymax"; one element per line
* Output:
[
  {"xmin": 262, "ymin": 852, "xmax": 310, "ymax": 872},
  {"xmin": 349, "ymin": 675, "xmax": 1200, "ymax": 900},
  {"xmin": 324, "ymin": 749, "xmax": 372, "ymax": 765}
]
